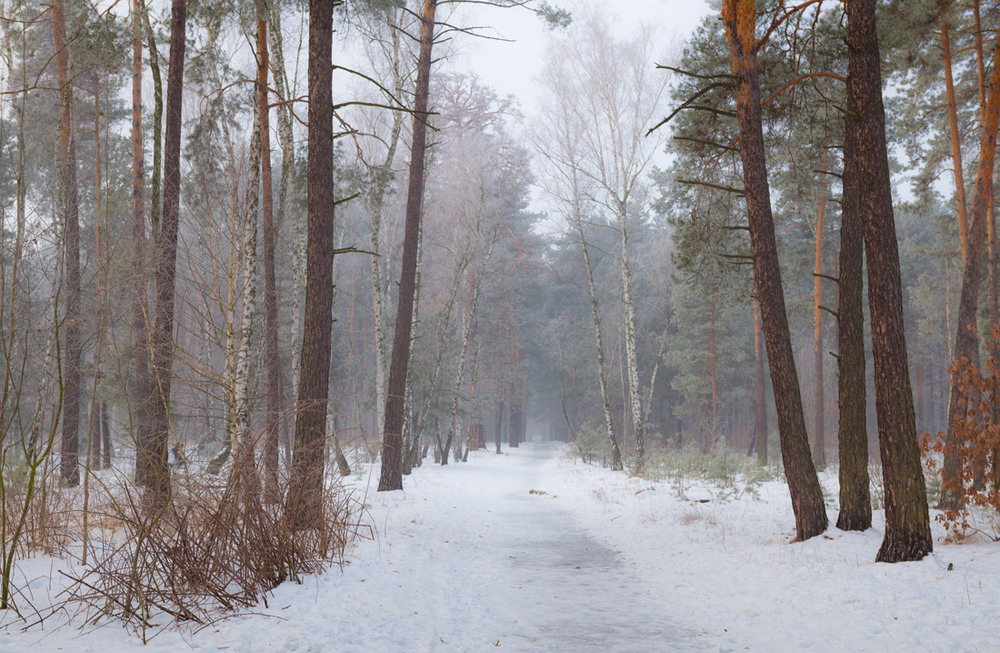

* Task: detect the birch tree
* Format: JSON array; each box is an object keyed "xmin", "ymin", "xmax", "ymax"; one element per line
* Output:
[{"xmin": 536, "ymin": 5, "xmax": 667, "ymax": 470}]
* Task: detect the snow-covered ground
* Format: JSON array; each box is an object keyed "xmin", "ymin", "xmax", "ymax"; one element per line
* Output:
[{"xmin": 2, "ymin": 442, "xmax": 998, "ymax": 651}]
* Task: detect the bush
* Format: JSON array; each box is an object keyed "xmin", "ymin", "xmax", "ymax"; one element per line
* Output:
[
  {"xmin": 64, "ymin": 452, "xmax": 366, "ymax": 641},
  {"xmin": 571, "ymin": 423, "xmax": 610, "ymax": 466},
  {"xmin": 921, "ymin": 325, "xmax": 1000, "ymax": 541},
  {"xmin": 643, "ymin": 440, "xmax": 773, "ymax": 494}
]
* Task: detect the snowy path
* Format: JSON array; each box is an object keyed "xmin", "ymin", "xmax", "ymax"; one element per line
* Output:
[
  {"xmin": 482, "ymin": 445, "xmax": 688, "ymax": 650},
  {"xmin": 295, "ymin": 442, "xmax": 691, "ymax": 652}
]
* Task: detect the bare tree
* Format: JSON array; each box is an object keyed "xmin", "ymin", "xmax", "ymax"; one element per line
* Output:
[{"xmin": 536, "ymin": 6, "xmax": 667, "ymax": 470}]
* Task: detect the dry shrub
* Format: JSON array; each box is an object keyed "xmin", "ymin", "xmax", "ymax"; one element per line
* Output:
[
  {"xmin": 65, "ymin": 452, "xmax": 366, "ymax": 641},
  {"xmin": 2, "ymin": 463, "xmax": 77, "ymax": 558},
  {"xmin": 921, "ymin": 324, "xmax": 1000, "ymax": 541}
]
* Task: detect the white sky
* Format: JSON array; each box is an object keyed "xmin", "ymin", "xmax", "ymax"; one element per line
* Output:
[{"xmin": 448, "ymin": 0, "xmax": 713, "ymax": 118}]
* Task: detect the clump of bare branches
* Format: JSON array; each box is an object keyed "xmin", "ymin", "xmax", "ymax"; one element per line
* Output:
[{"xmin": 64, "ymin": 453, "xmax": 366, "ymax": 641}]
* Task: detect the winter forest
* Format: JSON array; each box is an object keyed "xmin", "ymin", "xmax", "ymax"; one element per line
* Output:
[{"xmin": 1, "ymin": 0, "xmax": 1000, "ymax": 649}]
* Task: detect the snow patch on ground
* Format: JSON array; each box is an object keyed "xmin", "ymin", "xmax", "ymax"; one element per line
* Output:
[{"xmin": 2, "ymin": 442, "xmax": 997, "ymax": 651}]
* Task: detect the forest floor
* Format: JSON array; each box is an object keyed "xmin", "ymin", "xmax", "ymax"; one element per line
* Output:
[{"xmin": 2, "ymin": 442, "xmax": 999, "ymax": 651}]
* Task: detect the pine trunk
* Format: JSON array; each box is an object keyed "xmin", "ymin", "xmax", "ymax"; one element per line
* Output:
[
  {"xmin": 847, "ymin": 0, "xmax": 932, "ymax": 562},
  {"xmin": 722, "ymin": 0, "xmax": 827, "ymax": 541},
  {"xmin": 287, "ymin": 0, "xmax": 335, "ymax": 525},
  {"xmin": 942, "ymin": 21, "xmax": 969, "ymax": 264},
  {"xmin": 143, "ymin": 4, "xmax": 163, "ymax": 243},
  {"xmin": 941, "ymin": 18, "xmax": 1000, "ymax": 513},
  {"xmin": 813, "ymin": 187, "xmax": 827, "ymax": 469},
  {"xmin": 378, "ymin": 0, "xmax": 437, "ymax": 491},
  {"xmin": 53, "ymin": 0, "xmax": 82, "ymax": 487},
  {"xmin": 753, "ymin": 300, "xmax": 767, "ymax": 465},
  {"xmin": 146, "ymin": 0, "xmax": 188, "ymax": 506},
  {"xmin": 836, "ymin": 78, "xmax": 871, "ymax": 532}
]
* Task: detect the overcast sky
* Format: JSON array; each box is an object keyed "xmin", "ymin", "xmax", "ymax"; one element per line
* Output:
[{"xmin": 448, "ymin": 0, "xmax": 713, "ymax": 118}]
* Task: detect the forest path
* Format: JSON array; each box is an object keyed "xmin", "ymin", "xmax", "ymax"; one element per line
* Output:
[{"xmin": 485, "ymin": 443, "xmax": 691, "ymax": 651}]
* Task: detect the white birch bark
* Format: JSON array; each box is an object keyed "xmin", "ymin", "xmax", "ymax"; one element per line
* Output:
[{"xmin": 232, "ymin": 92, "xmax": 262, "ymax": 456}]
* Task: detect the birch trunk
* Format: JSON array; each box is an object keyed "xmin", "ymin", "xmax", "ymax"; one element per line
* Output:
[
  {"xmin": 442, "ymin": 235, "xmax": 498, "ymax": 465},
  {"xmin": 572, "ymin": 213, "xmax": 623, "ymax": 470},
  {"xmin": 232, "ymin": 65, "xmax": 263, "ymax": 459},
  {"xmin": 618, "ymin": 202, "xmax": 644, "ymax": 470}
]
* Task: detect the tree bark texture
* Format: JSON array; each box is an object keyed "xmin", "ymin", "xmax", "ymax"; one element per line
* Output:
[
  {"xmin": 847, "ymin": 0, "xmax": 932, "ymax": 562},
  {"xmin": 575, "ymin": 214, "xmax": 623, "ymax": 470},
  {"xmin": 813, "ymin": 185, "xmax": 827, "ymax": 469},
  {"xmin": 753, "ymin": 300, "xmax": 767, "ymax": 465},
  {"xmin": 942, "ymin": 21, "xmax": 969, "ymax": 265},
  {"xmin": 143, "ymin": 4, "xmax": 163, "ymax": 242},
  {"xmin": 232, "ymin": 41, "xmax": 263, "ymax": 459},
  {"xmin": 146, "ymin": 0, "xmax": 187, "ymax": 506},
  {"xmin": 722, "ymin": 0, "xmax": 827, "ymax": 541},
  {"xmin": 378, "ymin": 0, "xmax": 437, "ymax": 491},
  {"xmin": 287, "ymin": 0, "xmax": 335, "ymax": 524},
  {"xmin": 941, "ymin": 16, "xmax": 1000, "ymax": 511},
  {"xmin": 258, "ymin": 0, "xmax": 281, "ymax": 504},
  {"xmin": 54, "ymin": 0, "xmax": 82, "ymax": 487},
  {"xmin": 836, "ymin": 79, "xmax": 871, "ymax": 532},
  {"xmin": 619, "ymin": 205, "xmax": 645, "ymax": 470}
]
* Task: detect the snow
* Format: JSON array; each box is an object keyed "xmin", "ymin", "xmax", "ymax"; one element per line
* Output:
[{"xmin": 3, "ymin": 442, "xmax": 998, "ymax": 651}]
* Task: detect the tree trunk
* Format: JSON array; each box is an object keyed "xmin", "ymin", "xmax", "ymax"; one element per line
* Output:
[
  {"xmin": 267, "ymin": 1, "xmax": 294, "ymax": 465},
  {"xmin": 972, "ymin": 0, "xmax": 1000, "ymax": 483},
  {"xmin": 573, "ymin": 212, "xmax": 623, "ymax": 470},
  {"xmin": 942, "ymin": 20, "xmax": 969, "ymax": 265},
  {"xmin": 847, "ymin": 0, "xmax": 932, "ymax": 562},
  {"xmin": 495, "ymin": 395, "xmax": 503, "ymax": 454},
  {"xmin": 146, "ymin": 0, "xmax": 188, "ymax": 507},
  {"xmin": 143, "ymin": 4, "xmax": 163, "ymax": 244},
  {"xmin": 813, "ymin": 185, "xmax": 827, "ymax": 469},
  {"xmin": 258, "ymin": 0, "xmax": 281, "ymax": 505},
  {"xmin": 509, "ymin": 380, "xmax": 519, "ymax": 448},
  {"xmin": 710, "ymin": 300, "xmax": 718, "ymax": 437},
  {"xmin": 287, "ymin": 0, "xmax": 336, "ymax": 526},
  {"xmin": 941, "ymin": 16, "xmax": 1000, "ymax": 513},
  {"xmin": 232, "ymin": 36, "xmax": 263, "ymax": 460},
  {"xmin": 836, "ymin": 77, "xmax": 871, "ymax": 532},
  {"xmin": 53, "ymin": 0, "xmax": 82, "ymax": 487},
  {"xmin": 753, "ymin": 300, "xmax": 767, "ymax": 465},
  {"xmin": 618, "ymin": 203, "xmax": 644, "ymax": 470},
  {"xmin": 443, "ymin": 243, "xmax": 496, "ymax": 465},
  {"xmin": 367, "ymin": 8, "xmax": 406, "ymax": 452},
  {"xmin": 101, "ymin": 402, "xmax": 111, "ymax": 467},
  {"xmin": 722, "ymin": 0, "xmax": 827, "ymax": 541},
  {"xmin": 378, "ymin": 0, "xmax": 437, "ymax": 491}
]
